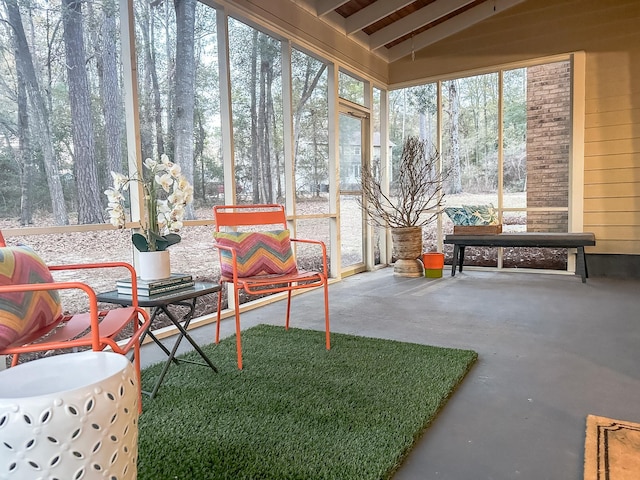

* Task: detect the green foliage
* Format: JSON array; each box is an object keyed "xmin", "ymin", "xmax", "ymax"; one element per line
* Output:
[
  {"xmin": 390, "ymin": 70, "xmax": 528, "ymax": 196},
  {"xmin": 0, "ymin": 153, "xmax": 22, "ymax": 215},
  {"xmin": 138, "ymin": 325, "xmax": 477, "ymax": 479},
  {"xmin": 131, "ymin": 232, "xmax": 181, "ymax": 252},
  {"xmin": 338, "ymin": 71, "xmax": 364, "ymax": 104}
]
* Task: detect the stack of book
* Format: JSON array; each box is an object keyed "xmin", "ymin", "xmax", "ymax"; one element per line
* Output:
[{"xmin": 116, "ymin": 273, "xmax": 194, "ymax": 297}]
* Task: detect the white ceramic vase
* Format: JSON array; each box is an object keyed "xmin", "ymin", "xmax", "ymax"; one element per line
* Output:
[
  {"xmin": 0, "ymin": 351, "xmax": 139, "ymax": 480},
  {"xmin": 137, "ymin": 250, "xmax": 171, "ymax": 280}
]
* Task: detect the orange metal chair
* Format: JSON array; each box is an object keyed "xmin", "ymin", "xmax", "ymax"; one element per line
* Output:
[
  {"xmin": 0, "ymin": 235, "xmax": 151, "ymax": 411},
  {"xmin": 213, "ymin": 204, "xmax": 330, "ymax": 369}
]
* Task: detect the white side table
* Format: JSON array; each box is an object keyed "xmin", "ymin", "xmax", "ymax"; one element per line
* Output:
[{"xmin": 0, "ymin": 351, "xmax": 138, "ymax": 480}]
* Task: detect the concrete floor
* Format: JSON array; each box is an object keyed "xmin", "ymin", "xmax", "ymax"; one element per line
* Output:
[{"xmin": 139, "ymin": 267, "xmax": 640, "ymax": 480}]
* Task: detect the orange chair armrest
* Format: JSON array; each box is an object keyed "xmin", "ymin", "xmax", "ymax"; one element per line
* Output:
[
  {"xmin": 47, "ymin": 262, "xmax": 141, "ymax": 306},
  {"xmin": 290, "ymin": 238, "xmax": 328, "ymax": 276}
]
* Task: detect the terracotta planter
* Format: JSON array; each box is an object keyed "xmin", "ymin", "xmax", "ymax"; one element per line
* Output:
[{"xmin": 391, "ymin": 227, "xmax": 423, "ymax": 277}]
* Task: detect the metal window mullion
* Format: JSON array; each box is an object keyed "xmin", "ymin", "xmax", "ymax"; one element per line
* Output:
[
  {"xmin": 436, "ymin": 81, "xmax": 444, "ymax": 252},
  {"xmin": 217, "ymin": 8, "xmax": 237, "ymax": 306},
  {"xmin": 327, "ymin": 63, "xmax": 340, "ymax": 279},
  {"xmin": 379, "ymin": 88, "xmax": 391, "ymax": 266},
  {"xmin": 281, "ymin": 40, "xmax": 296, "ymax": 237},
  {"xmin": 120, "ymin": 0, "xmax": 144, "ymax": 272},
  {"xmin": 217, "ymin": 9, "xmax": 236, "ymax": 206},
  {"xmin": 497, "ymin": 71, "xmax": 505, "ymax": 269}
]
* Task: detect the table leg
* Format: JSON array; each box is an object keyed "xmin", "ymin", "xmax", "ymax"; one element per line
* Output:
[
  {"xmin": 144, "ymin": 329, "xmax": 178, "ymax": 362},
  {"xmin": 459, "ymin": 246, "xmax": 466, "ymax": 272},
  {"xmin": 140, "ymin": 307, "xmax": 178, "ymax": 365},
  {"xmin": 137, "ymin": 308, "xmax": 179, "ymax": 365},
  {"xmin": 147, "ymin": 301, "xmax": 218, "ymax": 399},
  {"xmin": 167, "ymin": 307, "xmax": 218, "ymax": 372}
]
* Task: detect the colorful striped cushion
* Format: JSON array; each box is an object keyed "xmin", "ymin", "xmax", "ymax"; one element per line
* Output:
[
  {"xmin": 0, "ymin": 246, "xmax": 62, "ymax": 349},
  {"xmin": 214, "ymin": 230, "xmax": 298, "ymax": 278}
]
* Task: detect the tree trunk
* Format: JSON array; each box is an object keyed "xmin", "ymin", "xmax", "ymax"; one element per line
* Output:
[
  {"xmin": 194, "ymin": 103, "xmax": 205, "ymax": 201},
  {"xmin": 258, "ymin": 59, "xmax": 272, "ymax": 203},
  {"xmin": 99, "ymin": 0, "xmax": 124, "ymax": 175},
  {"xmin": 138, "ymin": 2, "xmax": 158, "ymax": 160},
  {"xmin": 63, "ymin": 0, "xmax": 103, "ymax": 224},
  {"xmin": 4, "ymin": 0, "xmax": 68, "ymax": 225},
  {"xmin": 449, "ymin": 81, "xmax": 462, "ymax": 194},
  {"xmin": 174, "ymin": 0, "xmax": 196, "ymax": 218},
  {"xmin": 265, "ymin": 61, "xmax": 276, "ymax": 202},
  {"xmin": 250, "ymin": 30, "xmax": 259, "ymax": 204},
  {"xmin": 16, "ymin": 43, "xmax": 32, "ymax": 225},
  {"xmin": 164, "ymin": 0, "xmax": 173, "ymax": 155},
  {"xmin": 293, "ymin": 62, "xmax": 326, "ymax": 167}
]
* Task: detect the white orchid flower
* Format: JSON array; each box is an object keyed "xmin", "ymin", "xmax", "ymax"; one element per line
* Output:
[
  {"xmin": 105, "ymin": 155, "xmax": 194, "ymax": 248},
  {"xmin": 156, "ymin": 173, "xmax": 174, "ymax": 193},
  {"xmin": 156, "ymin": 200, "xmax": 170, "ymax": 213},
  {"xmin": 104, "ymin": 188, "xmax": 124, "ymax": 203},
  {"xmin": 169, "ymin": 221, "xmax": 183, "ymax": 232},
  {"xmin": 143, "ymin": 158, "xmax": 157, "ymax": 170},
  {"xmin": 183, "ymin": 185, "xmax": 194, "ymax": 204},
  {"xmin": 110, "ymin": 171, "xmax": 128, "ymax": 189},
  {"xmin": 177, "ymin": 176, "xmax": 191, "ymax": 192},
  {"xmin": 168, "ymin": 189, "xmax": 186, "ymax": 205},
  {"xmin": 107, "ymin": 205, "xmax": 125, "ymax": 228},
  {"xmin": 171, "ymin": 203, "xmax": 185, "ymax": 218},
  {"xmin": 169, "ymin": 163, "xmax": 182, "ymax": 178}
]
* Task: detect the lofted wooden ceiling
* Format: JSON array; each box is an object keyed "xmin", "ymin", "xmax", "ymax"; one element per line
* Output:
[{"xmin": 294, "ymin": 0, "xmax": 527, "ymax": 62}]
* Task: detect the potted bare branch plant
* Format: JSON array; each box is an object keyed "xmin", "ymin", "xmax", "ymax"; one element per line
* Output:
[{"xmin": 360, "ymin": 135, "xmax": 445, "ymax": 277}]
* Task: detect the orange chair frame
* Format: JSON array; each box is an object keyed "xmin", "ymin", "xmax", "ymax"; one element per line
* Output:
[
  {"xmin": 213, "ymin": 204, "xmax": 330, "ymax": 369},
  {"xmin": 0, "ymin": 238, "xmax": 151, "ymax": 411}
]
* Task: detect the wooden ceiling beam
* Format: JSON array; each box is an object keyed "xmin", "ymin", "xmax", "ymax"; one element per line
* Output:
[
  {"xmin": 369, "ymin": 0, "xmax": 476, "ymax": 50},
  {"xmin": 345, "ymin": 0, "xmax": 416, "ymax": 35},
  {"xmin": 316, "ymin": 0, "xmax": 350, "ymax": 17},
  {"xmin": 386, "ymin": 0, "xmax": 527, "ymax": 61}
]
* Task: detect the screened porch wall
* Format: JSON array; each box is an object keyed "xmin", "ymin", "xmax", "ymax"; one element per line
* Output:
[{"xmin": 389, "ymin": 0, "xmax": 640, "ymax": 257}]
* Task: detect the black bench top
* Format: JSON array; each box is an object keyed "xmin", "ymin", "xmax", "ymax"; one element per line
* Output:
[{"xmin": 444, "ymin": 232, "xmax": 596, "ymax": 248}]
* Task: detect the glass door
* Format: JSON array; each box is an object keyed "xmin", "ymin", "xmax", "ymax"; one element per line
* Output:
[{"xmin": 338, "ymin": 111, "xmax": 367, "ymax": 274}]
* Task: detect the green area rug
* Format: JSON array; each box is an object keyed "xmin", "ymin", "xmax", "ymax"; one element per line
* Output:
[{"xmin": 138, "ymin": 324, "xmax": 478, "ymax": 479}]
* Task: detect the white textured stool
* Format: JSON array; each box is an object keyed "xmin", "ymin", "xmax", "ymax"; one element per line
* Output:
[{"xmin": 0, "ymin": 351, "xmax": 138, "ymax": 480}]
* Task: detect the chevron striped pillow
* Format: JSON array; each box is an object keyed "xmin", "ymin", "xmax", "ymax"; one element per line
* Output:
[
  {"xmin": 0, "ymin": 246, "xmax": 62, "ymax": 349},
  {"xmin": 214, "ymin": 230, "xmax": 298, "ymax": 278}
]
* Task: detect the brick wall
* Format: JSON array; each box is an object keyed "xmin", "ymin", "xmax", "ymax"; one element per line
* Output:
[{"xmin": 526, "ymin": 62, "xmax": 570, "ymax": 232}]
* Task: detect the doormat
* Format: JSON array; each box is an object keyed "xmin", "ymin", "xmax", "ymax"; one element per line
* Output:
[{"xmin": 584, "ymin": 414, "xmax": 640, "ymax": 479}]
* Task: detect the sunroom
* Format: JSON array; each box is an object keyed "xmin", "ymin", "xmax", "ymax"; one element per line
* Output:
[
  {"xmin": 3, "ymin": 0, "xmax": 638, "ymax": 289},
  {"xmin": 0, "ymin": 0, "xmax": 639, "ymax": 478}
]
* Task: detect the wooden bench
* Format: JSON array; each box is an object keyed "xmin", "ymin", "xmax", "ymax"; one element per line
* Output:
[{"xmin": 443, "ymin": 232, "xmax": 596, "ymax": 283}]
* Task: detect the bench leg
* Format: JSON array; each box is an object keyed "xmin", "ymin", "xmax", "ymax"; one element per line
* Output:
[
  {"xmin": 451, "ymin": 245, "xmax": 459, "ymax": 276},
  {"xmin": 578, "ymin": 246, "xmax": 588, "ymax": 283},
  {"xmin": 459, "ymin": 246, "xmax": 465, "ymax": 272}
]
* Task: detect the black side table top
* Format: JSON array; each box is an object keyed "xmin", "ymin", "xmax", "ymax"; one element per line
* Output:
[{"xmin": 97, "ymin": 281, "xmax": 221, "ymax": 307}]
